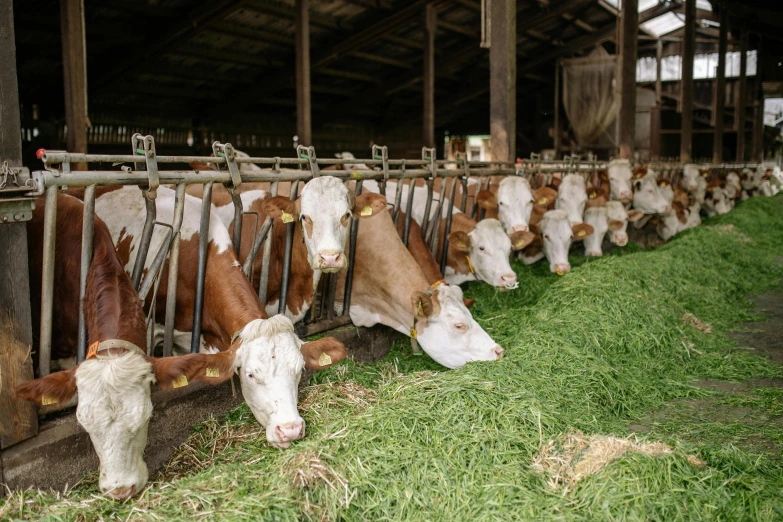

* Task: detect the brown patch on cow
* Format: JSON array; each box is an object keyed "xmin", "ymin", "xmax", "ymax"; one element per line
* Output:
[
  {"xmin": 411, "ymin": 291, "xmax": 434, "ymax": 318},
  {"xmin": 672, "ymin": 185, "xmax": 690, "ymax": 208},
  {"xmin": 510, "ymin": 230, "xmax": 536, "ymax": 251},
  {"xmin": 476, "ymin": 190, "xmax": 498, "ymax": 210},
  {"xmin": 627, "ymin": 209, "xmax": 645, "ymax": 222},
  {"xmin": 151, "ymin": 349, "xmax": 238, "ymax": 388},
  {"xmin": 354, "ymin": 192, "xmax": 387, "ymax": 218},
  {"xmin": 397, "ymin": 212, "xmax": 444, "ymax": 284},
  {"xmin": 15, "ymin": 368, "xmax": 77, "ymax": 405},
  {"xmin": 632, "ymin": 165, "xmax": 647, "ymax": 180},
  {"xmin": 447, "ymin": 230, "xmax": 472, "ymax": 253},
  {"xmin": 301, "ymin": 338, "xmax": 347, "ymax": 370},
  {"xmin": 533, "ymin": 186, "xmax": 558, "ymax": 207},
  {"xmin": 673, "ymin": 202, "xmax": 689, "ymax": 224},
  {"xmin": 585, "ymin": 185, "xmax": 608, "ymax": 208},
  {"xmin": 262, "ymin": 196, "xmax": 298, "ymax": 220},
  {"xmin": 608, "ymin": 219, "xmax": 624, "ymax": 231},
  {"xmin": 462, "ymin": 298, "xmax": 475, "ymax": 309},
  {"xmin": 572, "ymin": 223, "xmax": 594, "ymax": 239}
]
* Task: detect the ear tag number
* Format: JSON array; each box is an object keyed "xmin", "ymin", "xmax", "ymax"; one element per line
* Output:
[
  {"xmin": 172, "ymin": 375, "xmax": 189, "ymax": 388},
  {"xmin": 360, "ymin": 206, "xmax": 373, "ymax": 216},
  {"xmin": 205, "ymin": 367, "xmax": 220, "ymax": 378},
  {"xmin": 281, "ymin": 211, "xmax": 294, "ymax": 223},
  {"xmin": 318, "ymin": 352, "xmax": 332, "ymax": 367},
  {"xmin": 410, "ymin": 327, "xmax": 417, "ymax": 340}
]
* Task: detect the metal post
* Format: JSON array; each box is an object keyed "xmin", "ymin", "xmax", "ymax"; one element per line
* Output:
[
  {"xmin": 258, "ymin": 178, "xmax": 279, "ymax": 303},
  {"xmin": 60, "ymin": 0, "xmax": 88, "ymax": 170},
  {"xmin": 296, "ymin": 0, "xmax": 312, "ymax": 146},
  {"xmin": 39, "ymin": 185, "xmax": 59, "ymax": 376},
  {"xmin": 553, "ymin": 62, "xmax": 560, "ymax": 157},
  {"xmin": 736, "ymin": 25, "xmax": 748, "ymax": 161},
  {"xmin": 440, "ymin": 177, "xmax": 458, "ymax": 274},
  {"xmin": 342, "ymin": 181, "xmax": 362, "ymax": 317},
  {"xmin": 713, "ymin": 0, "xmax": 727, "ymax": 163},
  {"xmin": 489, "ymin": 0, "xmax": 516, "ymax": 163},
  {"xmin": 191, "ymin": 182, "xmax": 212, "ymax": 353},
  {"xmin": 402, "ymin": 178, "xmax": 416, "ymax": 247},
  {"xmin": 618, "ymin": 0, "xmax": 638, "ymax": 160},
  {"xmin": 278, "ymin": 181, "xmax": 299, "ymax": 316},
  {"xmin": 76, "ymin": 184, "xmax": 95, "ymax": 362},
  {"xmin": 423, "ymin": 4, "xmax": 437, "ymax": 148},
  {"xmin": 680, "ymin": 0, "xmax": 695, "ymax": 162},
  {"xmin": 163, "ymin": 183, "xmax": 186, "ymax": 357}
]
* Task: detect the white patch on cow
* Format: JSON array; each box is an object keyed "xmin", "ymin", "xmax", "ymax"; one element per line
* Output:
[
  {"xmin": 556, "ymin": 174, "xmax": 587, "ymax": 224},
  {"xmin": 74, "ymin": 352, "xmax": 154, "ymax": 498},
  {"xmin": 607, "ymin": 159, "xmax": 634, "ymax": 203},
  {"xmin": 680, "ymin": 164, "xmax": 707, "ymax": 203},
  {"xmin": 233, "ymin": 316, "xmax": 306, "ymax": 448},
  {"xmin": 605, "ymin": 201, "xmax": 633, "ymax": 246},
  {"xmin": 151, "ymin": 325, "xmax": 209, "ymax": 355},
  {"xmin": 495, "ymin": 176, "xmax": 535, "ymax": 233},
  {"xmin": 96, "ymin": 186, "xmax": 234, "ymax": 275},
  {"xmin": 348, "ymin": 304, "xmax": 384, "ymax": 329},
  {"xmin": 583, "ymin": 207, "xmax": 609, "ymax": 256},
  {"xmin": 540, "ymin": 210, "xmax": 573, "ymax": 274},
  {"xmin": 704, "ymin": 187, "xmax": 731, "ymax": 216},
  {"xmin": 631, "ymin": 172, "xmax": 670, "ymax": 215},
  {"xmin": 518, "ymin": 250, "xmax": 545, "ymax": 265},
  {"xmin": 444, "ymin": 266, "xmax": 476, "ymax": 285},
  {"xmin": 214, "ymin": 190, "xmax": 268, "ymax": 228},
  {"xmin": 299, "ymin": 176, "xmax": 354, "ymax": 272},
  {"xmin": 335, "ymin": 152, "xmax": 370, "ymax": 170},
  {"xmin": 264, "ymin": 300, "xmax": 311, "ymax": 324},
  {"xmin": 462, "ymin": 219, "xmax": 517, "ymax": 288}
]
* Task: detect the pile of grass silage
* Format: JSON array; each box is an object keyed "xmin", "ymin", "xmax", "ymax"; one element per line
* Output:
[{"xmin": 4, "ymin": 196, "xmax": 783, "ymax": 521}]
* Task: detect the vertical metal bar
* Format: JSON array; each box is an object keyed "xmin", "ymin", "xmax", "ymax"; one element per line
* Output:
[
  {"xmin": 460, "ymin": 177, "xmax": 469, "ymax": 213},
  {"xmin": 191, "ymin": 182, "xmax": 212, "ymax": 353},
  {"xmin": 440, "ymin": 177, "xmax": 458, "ymax": 275},
  {"xmin": 469, "ymin": 175, "xmax": 485, "ymax": 218},
  {"xmin": 39, "ymin": 185, "xmax": 59, "ymax": 377},
  {"xmin": 76, "ymin": 184, "xmax": 95, "ymax": 363},
  {"xmin": 163, "ymin": 183, "xmax": 186, "ymax": 357},
  {"xmin": 258, "ymin": 179, "xmax": 279, "ymax": 303},
  {"xmin": 131, "ymin": 197, "xmax": 156, "ymax": 290},
  {"xmin": 402, "ymin": 178, "xmax": 416, "ymax": 247},
  {"xmin": 421, "ymin": 180, "xmax": 435, "ymax": 243},
  {"xmin": 342, "ymin": 180, "xmax": 363, "ymax": 317},
  {"xmin": 278, "ymin": 181, "xmax": 299, "ymax": 316},
  {"xmin": 553, "ymin": 61, "xmax": 560, "ymax": 157},
  {"xmin": 391, "ymin": 174, "xmax": 405, "ymax": 225},
  {"xmin": 230, "ymin": 190, "xmax": 243, "ymax": 254}
]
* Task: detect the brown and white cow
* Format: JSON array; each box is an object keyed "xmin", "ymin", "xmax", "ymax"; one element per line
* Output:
[
  {"xmin": 89, "ymin": 185, "xmax": 346, "ymax": 448},
  {"xmin": 18, "ymin": 193, "xmax": 235, "ymax": 500},
  {"xmin": 582, "ymin": 201, "xmax": 644, "ymax": 256},
  {"xmin": 474, "ymin": 176, "xmax": 557, "ymax": 234}
]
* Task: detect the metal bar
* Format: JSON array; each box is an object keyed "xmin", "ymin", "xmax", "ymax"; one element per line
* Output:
[
  {"xmin": 296, "ymin": 0, "xmax": 312, "ymax": 146},
  {"xmin": 421, "ymin": 179, "xmax": 435, "ymax": 243},
  {"xmin": 402, "ymin": 178, "xmax": 416, "ymax": 247},
  {"xmin": 258, "ymin": 178, "xmax": 279, "ymax": 304},
  {"xmin": 163, "ymin": 183, "xmax": 186, "ymax": 357},
  {"xmin": 553, "ymin": 62, "xmax": 560, "ymax": 157},
  {"xmin": 341, "ymin": 179, "xmax": 362, "ymax": 317},
  {"xmin": 191, "ymin": 182, "xmax": 212, "ymax": 353},
  {"xmin": 230, "ymin": 190, "xmax": 244, "ymax": 254},
  {"xmin": 243, "ymin": 217, "xmax": 274, "ymax": 278},
  {"xmin": 76, "ymin": 184, "xmax": 95, "ymax": 363},
  {"xmin": 131, "ymin": 196, "xmax": 156, "ymax": 290},
  {"xmin": 138, "ymin": 226, "xmax": 173, "ymax": 302},
  {"xmin": 440, "ymin": 177, "xmax": 458, "ymax": 274},
  {"xmin": 39, "ymin": 185, "xmax": 58, "ymax": 377},
  {"xmin": 391, "ymin": 163, "xmax": 405, "ymax": 224},
  {"xmin": 278, "ymin": 181, "xmax": 299, "ymax": 316}
]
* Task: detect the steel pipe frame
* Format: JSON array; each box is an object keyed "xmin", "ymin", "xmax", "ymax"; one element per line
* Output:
[{"xmin": 76, "ymin": 184, "xmax": 95, "ymax": 363}]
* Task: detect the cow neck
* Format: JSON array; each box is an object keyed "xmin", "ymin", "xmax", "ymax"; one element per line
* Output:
[{"xmin": 439, "ymin": 213, "xmax": 476, "ymax": 277}]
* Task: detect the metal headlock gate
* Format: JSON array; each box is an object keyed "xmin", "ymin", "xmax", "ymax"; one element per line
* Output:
[{"xmin": 24, "ymin": 136, "xmax": 760, "ymax": 383}]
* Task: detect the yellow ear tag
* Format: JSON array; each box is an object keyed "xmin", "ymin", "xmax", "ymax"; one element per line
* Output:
[
  {"xmin": 172, "ymin": 375, "xmax": 189, "ymax": 388},
  {"xmin": 465, "ymin": 255, "xmax": 475, "ymax": 274},
  {"xmin": 417, "ymin": 302, "xmax": 424, "ymax": 316},
  {"xmin": 589, "ymin": 192, "xmax": 596, "ymax": 199},
  {"xmin": 351, "ymin": 171, "xmax": 363, "ymax": 180},
  {"xmin": 318, "ymin": 352, "xmax": 332, "ymax": 367},
  {"xmin": 538, "ymin": 197, "xmax": 548, "ymax": 205},
  {"xmin": 659, "ymin": 182, "xmax": 666, "ymax": 188},
  {"xmin": 41, "ymin": 395, "xmax": 58, "ymax": 406},
  {"xmin": 205, "ymin": 367, "xmax": 220, "ymax": 378},
  {"xmin": 360, "ymin": 206, "xmax": 372, "ymax": 217},
  {"xmin": 281, "ymin": 211, "xmax": 294, "ymax": 223},
  {"xmin": 577, "ymin": 230, "xmax": 586, "ymax": 237},
  {"xmin": 515, "ymin": 240, "xmax": 526, "ymax": 249},
  {"xmin": 410, "ymin": 327, "xmax": 417, "ymax": 340}
]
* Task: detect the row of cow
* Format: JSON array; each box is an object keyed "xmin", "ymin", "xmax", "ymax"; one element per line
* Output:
[{"xmin": 14, "ymin": 151, "xmax": 780, "ymax": 500}]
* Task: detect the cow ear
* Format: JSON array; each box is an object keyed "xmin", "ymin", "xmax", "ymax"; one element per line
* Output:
[
  {"xmin": 411, "ymin": 291, "xmax": 434, "ymax": 318},
  {"xmin": 509, "ymin": 230, "xmax": 536, "ymax": 251},
  {"xmin": 300, "ymin": 337, "xmax": 347, "ymax": 370},
  {"xmin": 572, "ymin": 223, "xmax": 594, "ymax": 239},
  {"xmin": 476, "ymin": 190, "xmax": 497, "ymax": 210},
  {"xmin": 632, "ymin": 166, "xmax": 647, "ymax": 180},
  {"xmin": 261, "ymin": 196, "xmax": 298, "ymax": 221},
  {"xmin": 334, "ymin": 153, "xmax": 343, "ymax": 159},
  {"xmin": 151, "ymin": 351, "xmax": 237, "ymax": 388},
  {"xmin": 627, "ymin": 209, "xmax": 645, "ymax": 222},
  {"xmin": 15, "ymin": 368, "xmax": 77, "ymax": 406},
  {"xmin": 608, "ymin": 219, "xmax": 624, "ymax": 231},
  {"xmin": 673, "ymin": 202, "xmax": 688, "ymax": 224},
  {"xmin": 448, "ymin": 231, "xmax": 472, "ymax": 253},
  {"xmin": 462, "ymin": 298, "xmax": 475, "ymax": 309},
  {"xmin": 353, "ymin": 193, "xmax": 387, "ymax": 218},
  {"xmin": 533, "ymin": 187, "xmax": 557, "ymax": 206},
  {"xmin": 190, "ymin": 161, "xmax": 218, "ymax": 171}
]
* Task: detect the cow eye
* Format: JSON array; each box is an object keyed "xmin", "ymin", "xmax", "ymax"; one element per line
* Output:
[
  {"xmin": 544, "ymin": 234, "xmax": 550, "ymax": 241},
  {"xmin": 453, "ymin": 323, "xmax": 467, "ymax": 332},
  {"xmin": 300, "ymin": 215, "xmax": 307, "ymax": 223},
  {"xmin": 498, "ymin": 201, "xmax": 504, "ymax": 206},
  {"xmin": 479, "ymin": 246, "xmax": 485, "ymax": 251}
]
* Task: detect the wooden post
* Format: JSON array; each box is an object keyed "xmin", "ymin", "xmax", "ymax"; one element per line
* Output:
[
  {"xmin": 680, "ymin": 0, "xmax": 695, "ymax": 162},
  {"xmin": 655, "ymin": 39, "xmax": 662, "ymax": 105},
  {"xmin": 553, "ymin": 61, "xmax": 560, "ymax": 157},
  {"xmin": 0, "ymin": 0, "xmax": 38, "ymax": 451},
  {"xmin": 489, "ymin": 0, "xmax": 516, "ymax": 163},
  {"xmin": 423, "ymin": 3, "xmax": 436, "ymax": 149},
  {"xmin": 651, "ymin": 39, "xmax": 662, "ymax": 159},
  {"xmin": 751, "ymin": 40, "xmax": 763, "ymax": 162},
  {"xmin": 295, "ymin": 0, "xmax": 312, "ymax": 146},
  {"xmin": 618, "ymin": 0, "xmax": 638, "ymax": 160},
  {"xmin": 60, "ymin": 0, "xmax": 88, "ymax": 170},
  {"xmin": 735, "ymin": 25, "xmax": 748, "ymax": 161},
  {"xmin": 712, "ymin": 0, "xmax": 727, "ymax": 163}
]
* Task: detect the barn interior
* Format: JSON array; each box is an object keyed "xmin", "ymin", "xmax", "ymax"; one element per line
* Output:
[{"xmin": 12, "ymin": 0, "xmax": 783, "ymax": 168}]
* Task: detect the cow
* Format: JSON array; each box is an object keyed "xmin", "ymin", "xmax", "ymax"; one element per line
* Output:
[
  {"xmin": 583, "ymin": 207, "xmax": 609, "ymax": 257},
  {"xmin": 474, "ymin": 176, "xmax": 557, "ymax": 234},
  {"xmin": 581, "ymin": 201, "xmax": 643, "ymax": 257},
  {"xmin": 703, "ymin": 179, "xmax": 732, "ymax": 217},
  {"xmin": 88, "ymin": 185, "xmax": 346, "ymax": 448},
  {"xmin": 333, "ymin": 151, "xmax": 371, "ymax": 171},
  {"xmin": 724, "ymin": 172, "xmax": 742, "ymax": 202},
  {"xmin": 680, "ymin": 164, "xmax": 708, "ymax": 203},
  {"xmin": 17, "ymin": 193, "xmax": 236, "ymax": 500},
  {"xmin": 605, "ymin": 159, "xmax": 635, "ymax": 204},
  {"xmin": 657, "ymin": 199, "xmax": 701, "ymax": 241},
  {"xmin": 555, "ymin": 174, "xmax": 588, "ymax": 224},
  {"xmin": 524, "ymin": 210, "xmax": 594, "ymax": 275},
  {"xmin": 630, "ymin": 168, "xmax": 670, "ymax": 222}
]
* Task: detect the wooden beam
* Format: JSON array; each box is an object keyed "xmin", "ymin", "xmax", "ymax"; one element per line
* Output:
[
  {"xmin": 340, "ymin": 0, "xmax": 393, "ymax": 9},
  {"xmin": 751, "ymin": 38, "xmax": 763, "ymax": 162},
  {"xmin": 207, "ymin": 22, "xmax": 295, "ymax": 47},
  {"xmin": 245, "ymin": 0, "xmax": 352, "ymax": 30},
  {"xmin": 680, "ymin": 0, "xmax": 695, "ymax": 162},
  {"xmin": 712, "ymin": 0, "xmax": 727, "ymax": 162},
  {"xmin": 490, "ymin": 0, "xmax": 516, "ymax": 163},
  {"xmin": 316, "ymin": 67, "xmax": 382, "ymax": 83},
  {"xmin": 296, "ymin": 0, "xmax": 311, "ymax": 146},
  {"xmin": 438, "ymin": 19, "xmax": 479, "ymax": 39},
  {"xmin": 618, "ymin": 0, "xmax": 638, "ymax": 160},
  {"xmin": 168, "ymin": 48, "xmax": 283, "ymax": 68},
  {"xmin": 735, "ymin": 25, "xmax": 748, "ymax": 161},
  {"xmin": 516, "ymin": 0, "xmax": 595, "ymax": 45},
  {"xmin": 423, "ymin": 4, "xmax": 436, "ymax": 148},
  {"xmin": 352, "ymin": 51, "xmax": 413, "ymax": 69},
  {"xmin": 0, "ymin": 0, "xmax": 38, "ymax": 450},
  {"xmin": 60, "ymin": 0, "xmax": 88, "ymax": 170},
  {"xmin": 553, "ymin": 61, "xmax": 560, "ymax": 156}
]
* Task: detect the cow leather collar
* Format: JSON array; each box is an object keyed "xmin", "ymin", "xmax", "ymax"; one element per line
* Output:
[{"xmin": 87, "ymin": 339, "xmax": 147, "ymax": 360}]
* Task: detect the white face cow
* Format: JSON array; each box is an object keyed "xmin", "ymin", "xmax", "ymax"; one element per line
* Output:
[
  {"xmin": 476, "ymin": 177, "xmax": 557, "ymax": 235},
  {"xmin": 703, "ymin": 186, "xmax": 731, "ymax": 216},
  {"xmin": 583, "ymin": 207, "xmax": 609, "ymax": 257},
  {"xmin": 537, "ymin": 210, "xmax": 594, "ymax": 274},
  {"xmin": 556, "ymin": 174, "xmax": 588, "ymax": 224},
  {"xmin": 606, "ymin": 201, "xmax": 644, "ymax": 247},
  {"xmin": 233, "ymin": 315, "xmax": 346, "ymax": 449},
  {"xmin": 413, "ymin": 284, "xmax": 504, "ymax": 369},
  {"xmin": 262, "ymin": 176, "xmax": 386, "ymax": 272},
  {"xmin": 607, "ymin": 159, "xmax": 634, "ymax": 204},
  {"xmin": 631, "ymin": 172, "xmax": 670, "ymax": 215},
  {"xmin": 681, "ymin": 164, "xmax": 708, "ymax": 203},
  {"xmin": 448, "ymin": 219, "xmax": 519, "ymax": 289},
  {"xmin": 725, "ymin": 172, "xmax": 741, "ymax": 201}
]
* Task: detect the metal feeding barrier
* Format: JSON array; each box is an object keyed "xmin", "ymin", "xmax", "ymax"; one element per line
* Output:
[{"xmin": 28, "ymin": 136, "xmax": 762, "ymax": 380}]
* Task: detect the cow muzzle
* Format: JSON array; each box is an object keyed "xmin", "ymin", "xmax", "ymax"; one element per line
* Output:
[
  {"xmin": 554, "ymin": 263, "xmax": 571, "ymax": 276},
  {"xmin": 493, "ymin": 346, "xmax": 504, "ymax": 360},
  {"xmin": 316, "ymin": 251, "xmax": 346, "ymax": 272},
  {"xmin": 105, "ymin": 484, "xmax": 137, "ymax": 501},
  {"xmin": 613, "ymin": 233, "xmax": 628, "ymax": 246},
  {"xmin": 270, "ymin": 419, "xmax": 305, "ymax": 449},
  {"xmin": 619, "ymin": 191, "xmax": 633, "ymax": 203},
  {"xmin": 500, "ymin": 273, "xmax": 518, "ymax": 290},
  {"xmin": 586, "ymin": 250, "xmax": 602, "ymax": 257},
  {"xmin": 510, "ymin": 224, "xmax": 528, "ymax": 233}
]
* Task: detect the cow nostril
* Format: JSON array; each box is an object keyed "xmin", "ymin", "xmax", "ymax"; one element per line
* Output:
[
  {"xmin": 106, "ymin": 485, "xmax": 136, "ymax": 501},
  {"xmin": 494, "ymin": 346, "xmax": 504, "ymax": 359},
  {"xmin": 511, "ymin": 224, "xmax": 528, "ymax": 233},
  {"xmin": 275, "ymin": 421, "xmax": 305, "ymax": 443}
]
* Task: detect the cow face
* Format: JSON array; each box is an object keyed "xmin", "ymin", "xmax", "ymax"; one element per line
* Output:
[
  {"xmin": 725, "ymin": 172, "xmax": 741, "ymax": 200},
  {"xmin": 233, "ymin": 316, "xmax": 346, "ymax": 448},
  {"xmin": 538, "ymin": 210, "xmax": 593, "ymax": 274},
  {"xmin": 704, "ymin": 187, "xmax": 731, "ymax": 216},
  {"xmin": 335, "ymin": 151, "xmax": 370, "ymax": 170},
  {"xmin": 607, "ymin": 159, "xmax": 634, "ymax": 203},
  {"xmin": 632, "ymin": 174, "xmax": 670, "ymax": 215},
  {"xmin": 15, "ymin": 351, "xmax": 235, "ymax": 500},
  {"xmin": 583, "ymin": 207, "xmax": 609, "ymax": 257},
  {"xmin": 477, "ymin": 177, "xmax": 556, "ymax": 234},
  {"xmin": 262, "ymin": 178, "xmax": 386, "ymax": 272},
  {"xmin": 555, "ymin": 174, "xmax": 588, "ymax": 224},
  {"xmin": 447, "ymin": 219, "xmax": 518, "ymax": 289},
  {"xmin": 412, "ymin": 284, "xmax": 503, "ymax": 369},
  {"xmin": 656, "ymin": 208, "xmax": 682, "ymax": 241},
  {"xmin": 606, "ymin": 201, "xmax": 643, "ymax": 247},
  {"xmin": 681, "ymin": 164, "xmax": 709, "ymax": 193}
]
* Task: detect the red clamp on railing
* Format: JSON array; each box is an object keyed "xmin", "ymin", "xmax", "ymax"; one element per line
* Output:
[{"xmin": 36, "ymin": 148, "xmax": 46, "ymax": 160}]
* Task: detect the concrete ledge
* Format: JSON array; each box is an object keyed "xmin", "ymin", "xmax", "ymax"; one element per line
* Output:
[{"xmin": 0, "ymin": 325, "xmax": 401, "ymax": 493}]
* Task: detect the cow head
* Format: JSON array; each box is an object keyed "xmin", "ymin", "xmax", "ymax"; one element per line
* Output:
[
  {"xmin": 334, "ymin": 152, "xmax": 370, "ymax": 170},
  {"xmin": 583, "ymin": 207, "xmax": 609, "ymax": 257},
  {"xmin": 411, "ymin": 284, "xmax": 503, "ymax": 368},
  {"xmin": 555, "ymin": 174, "xmax": 588, "ymax": 224},
  {"xmin": 704, "ymin": 187, "xmax": 731, "ymax": 216},
  {"xmin": 262, "ymin": 178, "xmax": 386, "ymax": 272},
  {"xmin": 681, "ymin": 164, "xmax": 705, "ymax": 192},
  {"xmin": 536, "ymin": 210, "xmax": 593, "ymax": 274},
  {"xmin": 606, "ymin": 201, "xmax": 643, "ymax": 247},
  {"xmin": 632, "ymin": 173, "xmax": 670, "ymax": 215},
  {"xmin": 447, "ymin": 219, "xmax": 521, "ymax": 289},
  {"xmin": 15, "ymin": 350, "xmax": 235, "ymax": 500},
  {"xmin": 607, "ymin": 159, "xmax": 634, "ymax": 204},
  {"xmin": 476, "ymin": 177, "xmax": 556, "ymax": 234},
  {"xmin": 232, "ymin": 315, "xmax": 346, "ymax": 449}
]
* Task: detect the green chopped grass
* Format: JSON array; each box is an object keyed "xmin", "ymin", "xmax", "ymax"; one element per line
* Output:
[{"xmin": 3, "ymin": 196, "xmax": 783, "ymax": 521}]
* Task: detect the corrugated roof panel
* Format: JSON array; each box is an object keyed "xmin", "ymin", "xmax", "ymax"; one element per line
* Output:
[{"xmin": 641, "ymin": 12, "xmax": 684, "ymax": 37}]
